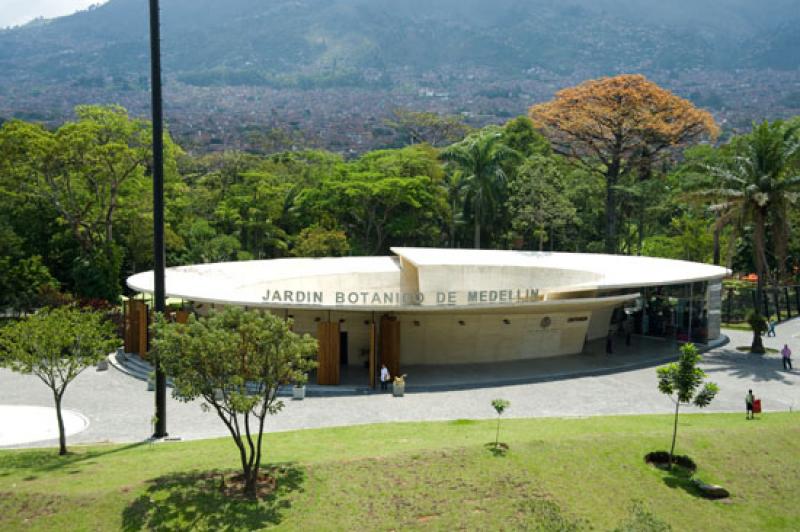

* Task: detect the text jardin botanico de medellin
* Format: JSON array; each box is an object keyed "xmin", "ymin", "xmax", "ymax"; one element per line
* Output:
[{"xmin": 262, "ymin": 288, "xmax": 541, "ymax": 306}]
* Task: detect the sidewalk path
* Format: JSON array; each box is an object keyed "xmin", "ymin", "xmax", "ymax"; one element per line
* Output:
[{"xmin": 1, "ymin": 320, "xmax": 798, "ymax": 448}]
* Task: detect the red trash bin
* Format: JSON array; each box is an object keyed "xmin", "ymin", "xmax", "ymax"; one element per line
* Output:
[{"xmin": 753, "ymin": 399, "xmax": 762, "ymax": 414}]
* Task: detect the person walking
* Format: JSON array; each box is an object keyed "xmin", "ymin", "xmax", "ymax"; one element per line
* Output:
[
  {"xmin": 767, "ymin": 320, "xmax": 777, "ymax": 337},
  {"xmin": 745, "ymin": 389, "xmax": 755, "ymax": 420},
  {"xmin": 380, "ymin": 364, "xmax": 391, "ymax": 391},
  {"xmin": 782, "ymin": 344, "xmax": 793, "ymax": 371}
]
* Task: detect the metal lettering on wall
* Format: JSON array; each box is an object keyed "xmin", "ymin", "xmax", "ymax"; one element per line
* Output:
[{"xmin": 262, "ymin": 288, "xmax": 540, "ymax": 306}]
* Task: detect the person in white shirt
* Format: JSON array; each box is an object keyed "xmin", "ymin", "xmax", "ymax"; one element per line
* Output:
[{"xmin": 380, "ymin": 364, "xmax": 391, "ymax": 391}]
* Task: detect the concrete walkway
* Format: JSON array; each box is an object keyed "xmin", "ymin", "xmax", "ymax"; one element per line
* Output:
[
  {"xmin": 1, "ymin": 320, "xmax": 798, "ymax": 449},
  {"xmin": 110, "ymin": 334, "xmax": 704, "ymax": 394}
]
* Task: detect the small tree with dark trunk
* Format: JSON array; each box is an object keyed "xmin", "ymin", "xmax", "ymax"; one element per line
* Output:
[
  {"xmin": 491, "ymin": 398, "xmax": 510, "ymax": 450},
  {"xmin": 152, "ymin": 307, "xmax": 317, "ymax": 498},
  {"xmin": 746, "ymin": 310, "xmax": 768, "ymax": 354},
  {"xmin": 656, "ymin": 343, "xmax": 719, "ymax": 468},
  {"xmin": 0, "ymin": 306, "xmax": 117, "ymax": 455}
]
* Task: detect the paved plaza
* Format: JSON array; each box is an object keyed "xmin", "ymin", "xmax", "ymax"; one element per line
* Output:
[{"xmin": 1, "ymin": 320, "xmax": 798, "ymax": 448}]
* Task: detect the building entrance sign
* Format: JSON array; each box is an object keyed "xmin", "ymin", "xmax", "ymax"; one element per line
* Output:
[{"xmin": 261, "ymin": 288, "xmax": 541, "ymax": 306}]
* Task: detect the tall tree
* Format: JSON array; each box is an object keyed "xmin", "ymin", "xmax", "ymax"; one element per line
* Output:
[
  {"xmin": 296, "ymin": 174, "xmax": 441, "ymax": 254},
  {"xmin": 529, "ymin": 74, "xmax": 719, "ymax": 253},
  {"xmin": 0, "ymin": 306, "xmax": 117, "ymax": 455},
  {"xmin": 290, "ymin": 224, "xmax": 350, "ymax": 257},
  {"xmin": 507, "ymin": 156, "xmax": 578, "ymax": 251},
  {"xmin": 0, "ymin": 105, "xmax": 180, "ymax": 300},
  {"xmin": 441, "ymin": 130, "xmax": 519, "ymax": 248},
  {"xmin": 703, "ymin": 120, "xmax": 800, "ymax": 296},
  {"xmin": 295, "ymin": 146, "xmax": 448, "ymax": 254},
  {"xmin": 501, "ymin": 116, "xmax": 551, "ymax": 159}
]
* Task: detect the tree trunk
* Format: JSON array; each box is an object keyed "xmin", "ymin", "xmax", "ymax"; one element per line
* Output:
[
  {"xmin": 751, "ymin": 331, "xmax": 765, "ymax": 354},
  {"xmin": 233, "ymin": 434, "xmax": 252, "ymax": 496},
  {"xmin": 450, "ymin": 199, "xmax": 457, "ymax": 248},
  {"xmin": 538, "ymin": 231, "xmax": 544, "ymax": 252},
  {"xmin": 773, "ymin": 215, "xmax": 789, "ymax": 284},
  {"xmin": 605, "ymin": 182, "xmax": 616, "ymax": 253},
  {"xmin": 474, "ymin": 203, "xmax": 481, "ymax": 249},
  {"xmin": 669, "ymin": 401, "xmax": 680, "ymax": 468},
  {"xmin": 712, "ymin": 212, "xmax": 721, "ymax": 266},
  {"xmin": 495, "ymin": 416, "xmax": 501, "ymax": 448},
  {"xmin": 753, "ymin": 209, "xmax": 769, "ymax": 308},
  {"xmin": 604, "ymin": 158, "xmax": 621, "ymax": 254},
  {"xmin": 636, "ymin": 154, "xmax": 652, "ymax": 256},
  {"xmin": 54, "ymin": 393, "xmax": 67, "ymax": 455},
  {"xmin": 244, "ymin": 468, "xmax": 257, "ymax": 498}
]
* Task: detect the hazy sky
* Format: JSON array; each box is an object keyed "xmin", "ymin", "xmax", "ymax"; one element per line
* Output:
[{"xmin": 1, "ymin": 1, "xmax": 108, "ymax": 29}]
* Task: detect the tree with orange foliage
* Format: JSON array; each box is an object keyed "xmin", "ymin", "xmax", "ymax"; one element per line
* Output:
[{"xmin": 529, "ymin": 74, "xmax": 719, "ymax": 253}]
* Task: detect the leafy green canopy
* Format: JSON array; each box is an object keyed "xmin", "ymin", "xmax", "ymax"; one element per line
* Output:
[
  {"xmin": 0, "ymin": 104, "xmax": 181, "ymax": 301},
  {"xmin": 152, "ymin": 307, "xmax": 317, "ymax": 496},
  {"xmin": 657, "ymin": 343, "xmax": 718, "ymax": 406},
  {"xmin": 656, "ymin": 343, "xmax": 718, "ymax": 464},
  {"xmin": 441, "ymin": 129, "xmax": 520, "ymax": 248},
  {"xmin": 0, "ymin": 306, "xmax": 118, "ymax": 454},
  {"xmin": 701, "ymin": 120, "xmax": 800, "ymax": 284}
]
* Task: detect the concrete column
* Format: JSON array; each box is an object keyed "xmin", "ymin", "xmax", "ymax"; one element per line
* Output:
[{"xmin": 706, "ymin": 281, "xmax": 722, "ymax": 341}]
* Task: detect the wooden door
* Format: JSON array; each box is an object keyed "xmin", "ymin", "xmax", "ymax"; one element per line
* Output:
[
  {"xmin": 369, "ymin": 322, "xmax": 377, "ymax": 389},
  {"xmin": 380, "ymin": 316, "xmax": 401, "ymax": 379},
  {"xmin": 124, "ymin": 300, "xmax": 148, "ymax": 356},
  {"xmin": 316, "ymin": 321, "xmax": 340, "ymax": 385}
]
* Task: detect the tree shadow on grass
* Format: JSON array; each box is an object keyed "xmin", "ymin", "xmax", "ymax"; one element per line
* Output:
[
  {"xmin": 121, "ymin": 464, "xmax": 304, "ymax": 531},
  {"xmin": 0, "ymin": 442, "xmax": 146, "ymax": 475},
  {"xmin": 484, "ymin": 442, "xmax": 509, "ymax": 457},
  {"xmin": 660, "ymin": 464, "xmax": 705, "ymax": 498}
]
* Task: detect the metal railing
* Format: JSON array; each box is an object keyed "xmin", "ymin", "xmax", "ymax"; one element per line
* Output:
[{"xmin": 722, "ymin": 285, "xmax": 800, "ymax": 324}]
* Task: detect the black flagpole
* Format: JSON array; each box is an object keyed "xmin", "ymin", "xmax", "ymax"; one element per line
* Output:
[{"xmin": 148, "ymin": 0, "xmax": 167, "ymax": 438}]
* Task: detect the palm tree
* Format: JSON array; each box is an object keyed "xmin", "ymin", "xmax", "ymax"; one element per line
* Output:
[
  {"xmin": 705, "ymin": 120, "xmax": 800, "ymax": 305},
  {"xmin": 441, "ymin": 130, "xmax": 519, "ymax": 248},
  {"xmin": 443, "ymin": 169, "xmax": 466, "ymax": 248}
]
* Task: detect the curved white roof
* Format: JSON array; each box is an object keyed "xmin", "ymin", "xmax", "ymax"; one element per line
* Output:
[{"xmin": 126, "ymin": 247, "xmax": 728, "ymax": 311}]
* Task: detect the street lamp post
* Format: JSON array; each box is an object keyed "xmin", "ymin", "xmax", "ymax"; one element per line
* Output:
[{"xmin": 148, "ymin": 0, "xmax": 167, "ymax": 438}]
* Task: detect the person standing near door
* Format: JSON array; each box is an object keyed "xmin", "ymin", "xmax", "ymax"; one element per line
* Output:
[{"xmin": 380, "ymin": 364, "xmax": 391, "ymax": 391}]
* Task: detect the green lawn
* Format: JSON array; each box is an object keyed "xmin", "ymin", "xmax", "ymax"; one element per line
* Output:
[{"xmin": 1, "ymin": 413, "xmax": 798, "ymax": 530}]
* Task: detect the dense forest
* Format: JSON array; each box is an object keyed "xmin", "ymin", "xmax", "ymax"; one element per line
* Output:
[{"xmin": 1, "ymin": 74, "xmax": 799, "ymax": 310}]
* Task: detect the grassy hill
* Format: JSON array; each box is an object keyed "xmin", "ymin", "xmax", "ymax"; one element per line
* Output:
[{"xmin": 1, "ymin": 413, "xmax": 798, "ymax": 530}]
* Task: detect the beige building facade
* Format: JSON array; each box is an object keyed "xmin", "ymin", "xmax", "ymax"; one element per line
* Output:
[{"xmin": 127, "ymin": 248, "xmax": 728, "ymax": 386}]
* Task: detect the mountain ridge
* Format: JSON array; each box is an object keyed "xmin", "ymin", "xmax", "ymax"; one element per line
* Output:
[
  {"xmin": 1, "ymin": 0, "xmax": 799, "ymax": 89},
  {"xmin": 1, "ymin": 0, "xmax": 798, "ymax": 153}
]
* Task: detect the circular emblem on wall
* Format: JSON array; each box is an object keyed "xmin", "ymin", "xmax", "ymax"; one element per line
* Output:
[{"xmin": 540, "ymin": 316, "xmax": 552, "ymax": 329}]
